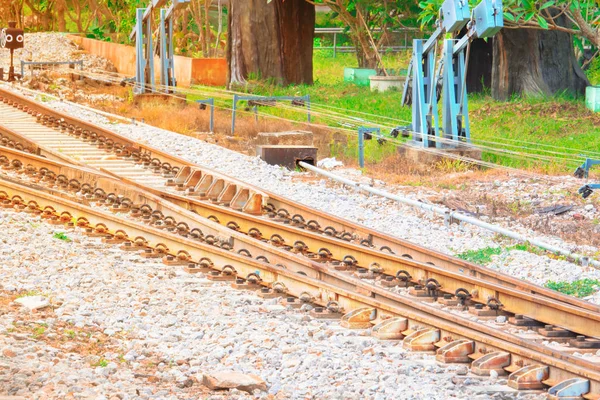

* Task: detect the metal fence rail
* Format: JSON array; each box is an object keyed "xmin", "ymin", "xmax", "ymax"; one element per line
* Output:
[
  {"xmin": 20, "ymin": 60, "xmax": 83, "ymax": 79},
  {"xmin": 314, "ymin": 27, "xmax": 425, "ymax": 57}
]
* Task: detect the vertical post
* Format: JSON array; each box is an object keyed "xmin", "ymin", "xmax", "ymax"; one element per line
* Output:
[
  {"xmin": 167, "ymin": 13, "xmax": 175, "ymax": 87},
  {"xmin": 333, "ymin": 32, "xmax": 337, "ymax": 58},
  {"xmin": 20, "ymin": 61, "xmax": 24, "ymax": 78},
  {"xmin": 134, "ymin": 8, "xmax": 145, "ymax": 94},
  {"xmin": 358, "ymin": 128, "xmax": 365, "ymax": 168},
  {"xmin": 159, "ymin": 9, "xmax": 168, "ymax": 91},
  {"xmin": 231, "ymin": 94, "xmax": 238, "ymax": 135},
  {"xmin": 458, "ymin": 48, "xmax": 470, "ymax": 144},
  {"xmin": 209, "ymin": 99, "xmax": 214, "ymax": 133},
  {"xmin": 144, "ymin": 8, "xmax": 155, "ymax": 93},
  {"xmin": 197, "ymin": 99, "xmax": 215, "ymax": 132},
  {"xmin": 442, "ymin": 39, "xmax": 458, "ymax": 145}
]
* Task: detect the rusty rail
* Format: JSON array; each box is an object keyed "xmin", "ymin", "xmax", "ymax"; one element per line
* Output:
[{"xmin": 1, "ymin": 176, "xmax": 600, "ymax": 397}]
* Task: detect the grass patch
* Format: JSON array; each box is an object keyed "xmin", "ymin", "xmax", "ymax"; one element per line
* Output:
[
  {"xmin": 64, "ymin": 329, "xmax": 76, "ymax": 339},
  {"xmin": 17, "ymin": 290, "xmax": 40, "ymax": 298},
  {"xmin": 52, "ymin": 232, "xmax": 71, "ymax": 242},
  {"xmin": 457, "ymin": 242, "xmax": 547, "ymax": 265},
  {"xmin": 456, "ymin": 246, "xmax": 503, "ymax": 265},
  {"xmin": 221, "ymin": 51, "xmax": 600, "ymax": 173},
  {"xmin": 545, "ymin": 279, "xmax": 600, "ymax": 298},
  {"xmin": 93, "ymin": 358, "xmax": 109, "ymax": 368},
  {"xmin": 32, "ymin": 326, "xmax": 46, "ymax": 338}
]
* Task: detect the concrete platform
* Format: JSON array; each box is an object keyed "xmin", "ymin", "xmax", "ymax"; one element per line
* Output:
[
  {"xmin": 256, "ymin": 145, "xmax": 317, "ymax": 170},
  {"xmin": 398, "ymin": 141, "xmax": 482, "ymax": 165},
  {"xmin": 255, "ymin": 130, "xmax": 313, "ymax": 147}
]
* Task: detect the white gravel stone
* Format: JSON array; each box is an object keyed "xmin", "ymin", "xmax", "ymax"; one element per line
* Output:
[
  {"xmin": 13, "ymin": 295, "xmax": 49, "ymax": 311},
  {"xmin": 0, "ymin": 210, "xmax": 545, "ymax": 399}
]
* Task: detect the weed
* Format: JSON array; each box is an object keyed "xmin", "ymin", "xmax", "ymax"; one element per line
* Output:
[
  {"xmin": 545, "ymin": 279, "xmax": 600, "ymax": 298},
  {"xmin": 32, "ymin": 326, "xmax": 46, "ymax": 338},
  {"xmin": 509, "ymin": 242, "xmax": 543, "ymax": 255},
  {"xmin": 435, "ymin": 159, "xmax": 471, "ymax": 173},
  {"xmin": 17, "ymin": 290, "xmax": 40, "ymax": 298},
  {"xmin": 65, "ymin": 329, "xmax": 76, "ymax": 339},
  {"xmin": 456, "ymin": 246, "xmax": 503, "ymax": 265},
  {"xmin": 52, "ymin": 232, "xmax": 71, "ymax": 242},
  {"xmin": 93, "ymin": 358, "xmax": 109, "ymax": 367}
]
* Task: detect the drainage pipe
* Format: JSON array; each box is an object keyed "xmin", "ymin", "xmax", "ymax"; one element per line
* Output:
[{"xmin": 298, "ymin": 161, "xmax": 600, "ymax": 269}]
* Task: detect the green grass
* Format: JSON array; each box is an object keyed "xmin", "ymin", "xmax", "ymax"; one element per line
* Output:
[
  {"xmin": 32, "ymin": 326, "xmax": 46, "ymax": 338},
  {"xmin": 52, "ymin": 232, "xmax": 71, "ymax": 242},
  {"xmin": 545, "ymin": 279, "xmax": 600, "ymax": 298},
  {"xmin": 189, "ymin": 50, "xmax": 600, "ymax": 173},
  {"xmin": 456, "ymin": 246, "xmax": 503, "ymax": 264},
  {"xmin": 17, "ymin": 290, "xmax": 40, "ymax": 298},
  {"xmin": 93, "ymin": 358, "xmax": 109, "ymax": 368},
  {"xmin": 456, "ymin": 242, "xmax": 545, "ymax": 265}
]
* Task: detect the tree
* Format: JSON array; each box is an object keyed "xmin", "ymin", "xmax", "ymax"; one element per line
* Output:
[
  {"xmin": 310, "ymin": 0, "xmax": 417, "ymax": 69},
  {"xmin": 419, "ymin": 0, "xmax": 591, "ymax": 99},
  {"xmin": 227, "ymin": 0, "xmax": 315, "ymax": 86},
  {"xmin": 492, "ymin": 10, "xmax": 588, "ymax": 100}
]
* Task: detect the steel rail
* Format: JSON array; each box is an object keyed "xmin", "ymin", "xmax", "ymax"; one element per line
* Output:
[
  {"xmin": 1, "ymin": 90, "xmax": 600, "ymax": 339},
  {"xmin": 4, "ymin": 144, "xmax": 600, "ymax": 341},
  {"xmin": 298, "ymin": 161, "xmax": 600, "ymax": 269},
  {"xmin": 1, "ymin": 176, "xmax": 600, "ymax": 397}
]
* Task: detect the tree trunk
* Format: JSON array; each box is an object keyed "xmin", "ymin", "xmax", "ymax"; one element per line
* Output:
[
  {"xmin": 352, "ymin": 30, "xmax": 378, "ymax": 69},
  {"xmin": 55, "ymin": 0, "xmax": 66, "ymax": 32},
  {"xmin": 492, "ymin": 16, "xmax": 588, "ymax": 100},
  {"xmin": 466, "ymin": 37, "xmax": 493, "ymax": 94},
  {"xmin": 227, "ymin": 0, "xmax": 315, "ymax": 86}
]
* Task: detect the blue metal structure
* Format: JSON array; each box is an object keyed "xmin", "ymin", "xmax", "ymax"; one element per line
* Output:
[
  {"xmin": 401, "ymin": 0, "xmax": 470, "ymax": 148},
  {"xmin": 196, "ymin": 99, "xmax": 215, "ymax": 133},
  {"xmin": 358, "ymin": 127, "xmax": 381, "ymax": 168},
  {"xmin": 131, "ymin": 0, "xmax": 189, "ymax": 94},
  {"xmin": 575, "ymin": 158, "xmax": 600, "ymax": 198},
  {"xmin": 133, "ymin": 7, "xmax": 152, "ymax": 94},
  {"xmin": 231, "ymin": 94, "xmax": 311, "ymax": 134},
  {"xmin": 442, "ymin": 0, "xmax": 503, "ymax": 145},
  {"xmin": 400, "ymin": 0, "xmax": 503, "ymax": 149}
]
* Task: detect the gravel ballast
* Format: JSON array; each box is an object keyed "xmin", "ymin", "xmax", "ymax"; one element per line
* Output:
[
  {"xmin": 0, "ymin": 210, "xmax": 539, "ymax": 399},
  {"xmin": 9, "ymin": 89, "xmax": 597, "ymax": 304}
]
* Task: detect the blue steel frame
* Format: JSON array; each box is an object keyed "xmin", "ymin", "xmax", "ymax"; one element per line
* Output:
[
  {"xmin": 442, "ymin": 39, "xmax": 470, "ymax": 144},
  {"xmin": 401, "ymin": 0, "xmax": 503, "ymax": 149},
  {"xmin": 410, "ymin": 39, "xmax": 439, "ymax": 148},
  {"xmin": 441, "ymin": 0, "xmax": 503, "ymax": 147},
  {"xmin": 134, "ymin": 8, "xmax": 154, "ymax": 94},
  {"xmin": 231, "ymin": 94, "xmax": 311, "ymax": 134},
  {"xmin": 196, "ymin": 99, "xmax": 215, "ymax": 132},
  {"xmin": 133, "ymin": 1, "xmax": 189, "ymax": 95}
]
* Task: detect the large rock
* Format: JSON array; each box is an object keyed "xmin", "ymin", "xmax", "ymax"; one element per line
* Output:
[
  {"xmin": 14, "ymin": 295, "xmax": 49, "ymax": 311},
  {"xmin": 200, "ymin": 371, "xmax": 267, "ymax": 393}
]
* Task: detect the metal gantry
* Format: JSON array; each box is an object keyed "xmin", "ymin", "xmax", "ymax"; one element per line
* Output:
[
  {"xmin": 400, "ymin": 0, "xmax": 503, "ymax": 149},
  {"xmin": 130, "ymin": 0, "xmax": 190, "ymax": 95}
]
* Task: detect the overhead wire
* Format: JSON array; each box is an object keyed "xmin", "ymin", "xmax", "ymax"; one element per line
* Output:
[{"xmin": 23, "ymin": 66, "xmax": 586, "ymax": 175}]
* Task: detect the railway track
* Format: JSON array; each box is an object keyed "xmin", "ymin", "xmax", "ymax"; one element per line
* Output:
[{"xmin": 1, "ymin": 86, "xmax": 600, "ymax": 398}]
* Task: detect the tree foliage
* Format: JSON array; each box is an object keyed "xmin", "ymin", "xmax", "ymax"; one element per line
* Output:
[
  {"xmin": 2, "ymin": 0, "xmax": 225, "ymax": 57},
  {"xmin": 308, "ymin": 0, "xmax": 420, "ymax": 68},
  {"xmin": 419, "ymin": 0, "xmax": 600, "ymax": 49}
]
